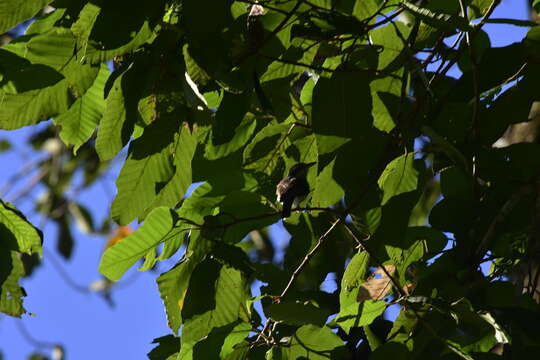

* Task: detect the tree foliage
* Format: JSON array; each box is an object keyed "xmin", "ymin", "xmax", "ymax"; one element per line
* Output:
[{"xmin": 2, "ymin": 0, "xmax": 540, "ymax": 358}]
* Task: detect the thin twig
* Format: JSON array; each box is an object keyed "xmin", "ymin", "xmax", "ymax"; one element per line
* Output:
[
  {"xmin": 15, "ymin": 319, "xmax": 59, "ymax": 350},
  {"xmin": 261, "ymin": 55, "xmax": 380, "ymax": 75},
  {"xmin": 363, "ymin": 0, "xmax": 390, "ymax": 25},
  {"xmin": 430, "ymin": 0, "xmax": 501, "ymax": 87},
  {"xmin": 0, "ymin": 159, "xmax": 42, "ymax": 197},
  {"xmin": 254, "ymin": 318, "xmax": 273, "ymax": 346},
  {"xmin": 43, "ymin": 248, "xmax": 91, "ymax": 294},
  {"xmin": 279, "ymin": 218, "xmax": 342, "ymax": 299},
  {"xmin": 459, "ymin": 0, "xmax": 480, "ymax": 182},
  {"xmin": 8, "ymin": 169, "xmax": 48, "ymax": 203},
  {"xmin": 341, "ymin": 221, "xmax": 406, "ymax": 298},
  {"xmin": 367, "ymin": 7, "xmax": 404, "ymax": 30},
  {"xmin": 474, "ymin": 186, "xmax": 529, "ymax": 260},
  {"xmin": 260, "ymin": 123, "xmax": 297, "ymax": 172},
  {"xmin": 299, "ymin": 206, "xmax": 344, "ymax": 216}
]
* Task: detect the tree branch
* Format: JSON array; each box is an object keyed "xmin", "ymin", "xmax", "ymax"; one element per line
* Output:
[
  {"xmin": 341, "ymin": 221, "xmax": 406, "ymax": 298},
  {"xmin": 279, "ymin": 218, "xmax": 342, "ymax": 299}
]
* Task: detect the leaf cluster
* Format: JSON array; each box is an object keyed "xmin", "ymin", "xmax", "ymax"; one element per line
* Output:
[{"xmin": 2, "ymin": 0, "xmax": 540, "ymax": 359}]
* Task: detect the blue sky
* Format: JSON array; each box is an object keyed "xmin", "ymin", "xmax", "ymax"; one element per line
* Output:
[{"xmin": 0, "ymin": 1, "xmax": 531, "ymax": 359}]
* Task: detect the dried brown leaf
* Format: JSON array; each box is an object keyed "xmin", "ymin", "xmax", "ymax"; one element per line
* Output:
[{"xmin": 357, "ymin": 265, "xmax": 396, "ymax": 302}]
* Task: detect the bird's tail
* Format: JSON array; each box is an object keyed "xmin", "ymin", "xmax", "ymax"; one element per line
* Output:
[{"xmin": 281, "ymin": 198, "xmax": 293, "ymax": 218}]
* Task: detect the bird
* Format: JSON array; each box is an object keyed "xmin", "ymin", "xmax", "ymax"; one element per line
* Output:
[{"xmin": 276, "ymin": 162, "xmax": 316, "ymax": 218}]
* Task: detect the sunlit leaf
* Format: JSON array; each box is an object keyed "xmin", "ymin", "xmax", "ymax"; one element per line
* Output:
[
  {"xmin": 147, "ymin": 335, "xmax": 180, "ymax": 360},
  {"xmin": 157, "ymin": 255, "xmax": 201, "ymax": 334},
  {"xmin": 285, "ymin": 325, "xmax": 346, "ymax": 359},
  {"xmin": 378, "ymin": 153, "xmax": 420, "ymax": 205},
  {"xmin": 401, "ymin": 2, "xmax": 472, "ymax": 31},
  {"xmin": 0, "ymin": 0, "xmax": 54, "ymax": 34},
  {"xmin": 111, "ymin": 116, "xmax": 180, "ymax": 225},
  {"xmin": 0, "ymin": 200, "xmax": 42, "ymax": 256},
  {"xmin": 0, "ymin": 252, "xmax": 27, "ymax": 317},
  {"xmin": 0, "ymin": 28, "xmax": 99, "ymax": 129},
  {"xmin": 54, "ymin": 64, "xmax": 109, "ymax": 153},
  {"xmin": 179, "ymin": 260, "xmax": 249, "ymax": 359},
  {"xmin": 99, "ymin": 207, "xmax": 177, "ymax": 281}
]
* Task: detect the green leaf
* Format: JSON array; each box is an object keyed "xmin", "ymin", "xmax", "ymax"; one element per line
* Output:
[
  {"xmin": 405, "ymin": 226, "xmax": 448, "ymax": 257},
  {"xmin": 454, "ymin": 43, "xmax": 527, "ymax": 100},
  {"xmin": 25, "ymin": 7, "xmax": 64, "ymax": 35},
  {"xmin": 371, "ymin": 73, "xmax": 402, "ymax": 132},
  {"xmin": 336, "ymin": 300, "xmax": 387, "ymax": 333},
  {"xmin": 371, "ymin": 23, "xmax": 411, "ymax": 72},
  {"xmin": 401, "ymin": 2, "xmax": 472, "ymax": 32},
  {"xmin": 448, "ymin": 299, "xmax": 499, "ymax": 353},
  {"xmin": 341, "ymin": 251, "xmax": 370, "ymax": 299},
  {"xmin": 99, "ymin": 207, "xmax": 176, "ymax": 281},
  {"xmin": 478, "ymin": 81, "xmax": 536, "ymax": 146},
  {"xmin": 469, "ymin": 0, "xmax": 495, "ymax": 19},
  {"xmin": 440, "ymin": 166, "xmax": 473, "ymax": 200},
  {"xmin": 429, "ymin": 197, "xmax": 476, "ymax": 234},
  {"xmin": 421, "ymin": 126, "xmax": 469, "ymax": 172},
  {"xmin": 185, "ymin": 321, "xmax": 251, "ymax": 359},
  {"xmin": 0, "ymin": 139, "xmax": 11, "ymax": 152},
  {"xmin": 0, "ymin": 28, "xmax": 99, "ymax": 129},
  {"xmin": 353, "ymin": 0, "xmax": 381, "ymax": 21},
  {"xmin": 259, "ymin": 76, "xmax": 295, "ymax": 120},
  {"xmin": 534, "ymin": 0, "xmax": 540, "ymax": 14},
  {"xmin": 363, "ymin": 324, "xmax": 382, "ymax": 351},
  {"xmin": 74, "ymin": 0, "xmax": 164, "ymax": 63},
  {"xmin": 385, "ymin": 227, "xmax": 447, "ymax": 285},
  {"xmin": 206, "ymin": 113, "xmax": 257, "ymax": 161},
  {"xmin": 71, "ymin": 3, "xmax": 101, "ymax": 57},
  {"xmin": 0, "ymin": 0, "xmax": 54, "ymax": 34},
  {"xmin": 0, "ymin": 200, "xmax": 42, "ymax": 256},
  {"xmin": 378, "ymin": 153, "xmax": 420, "ymax": 205},
  {"xmin": 243, "ymin": 121, "xmax": 291, "ymax": 170},
  {"xmin": 312, "ymin": 71, "xmax": 374, "ymax": 138},
  {"xmin": 285, "ymin": 325, "xmax": 346, "ymax": 359},
  {"xmin": 220, "ymin": 322, "xmax": 251, "ymax": 358},
  {"xmin": 260, "ymin": 39, "xmax": 319, "ymax": 83},
  {"xmin": 54, "ymin": 64, "xmax": 109, "ymax": 153},
  {"xmin": 5, "ymin": 27, "xmax": 98, "ymax": 88},
  {"xmin": 212, "ymin": 91, "xmax": 252, "ymax": 145},
  {"xmin": 147, "ymin": 335, "xmax": 181, "ymax": 360},
  {"xmin": 312, "ymin": 157, "xmax": 344, "ymax": 208},
  {"xmin": 266, "ymin": 301, "xmax": 331, "ymax": 327},
  {"xmin": 179, "ymin": 260, "xmax": 249, "ymax": 359},
  {"xmin": 312, "ymin": 70, "xmax": 388, "ymax": 204},
  {"xmin": 314, "ymin": 134, "xmax": 350, "ymax": 155},
  {"xmin": 0, "ymin": 252, "xmax": 27, "ymax": 317},
  {"xmin": 157, "ymin": 255, "xmax": 202, "ymax": 334},
  {"xmin": 147, "ymin": 124, "xmax": 197, "ymax": 214},
  {"xmin": 111, "ymin": 116, "xmax": 180, "ymax": 225},
  {"xmin": 183, "ymin": 0, "xmax": 229, "ymax": 37},
  {"xmin": 336, "ymin": 252, "xmax": 387, "ymax": 332},
  {"xmin": 176, "ymin": 182, "xmax": 226, "ymax": 224},
  {"xmin": 95, "ymin": 67, "xmax": 136, "ymax": 161},
  {"xmin": 370, "ymin": 342, "xmax": 411, "ymax": 360},
  {"xmin": 456, "ymin": 29, "xmax": 489, "ymax": 74},
  {"xmin": 387, "ymin": 307, "xmax": 417, "ymax": 342},
  {"xmin": 184, "ymin": 45, "xmax": 212, "ymax": 88},
  {"xmin": 202, "ymin": 191, "xmax": 277, "ymax": 244}
]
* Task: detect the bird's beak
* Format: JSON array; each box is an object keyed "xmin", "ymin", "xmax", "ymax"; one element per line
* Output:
[{"xmin": 306, "ymin": 162, "xmax": 316, "ymax": 168}]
